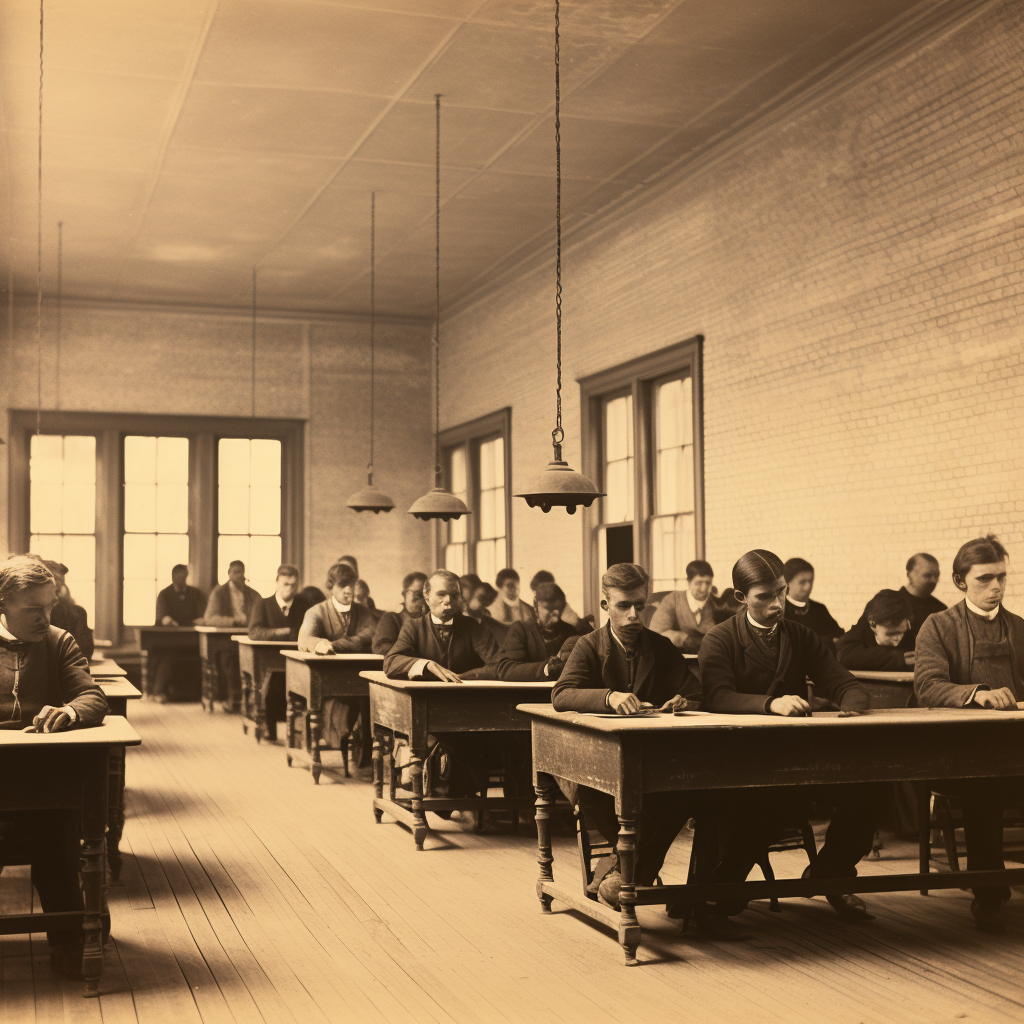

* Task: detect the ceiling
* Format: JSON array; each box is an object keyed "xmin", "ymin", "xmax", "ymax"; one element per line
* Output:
[{"xmin": 0, "ymin": 0, "xmax": 932, "ymax": 318}]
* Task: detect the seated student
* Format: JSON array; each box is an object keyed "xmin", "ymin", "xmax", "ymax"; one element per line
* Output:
[
  {"xmin": 151, "ymin": 563, "xmax": 205, "ymax": 702},
  {"xmin": 299, "ymin": 584, "xmax": 326, "ymax": 607},
  {"xmin": 783, "ymin": 558, "xmax": 843, "ymax": 642},
  {"xmin": 354, "ymin": 580, "xmax": 383, "ymax": 625},
  {"xmin": 156, "ymin": 564, "xmax": 206, "ymax": 627},
  {"xmin": 373, "ymin": 572, "xmax": 427, "ymax": 655},
  {"xmin": 699, "ymin": 549, "xmax": 886, "ymax": 922},
  {"xmin": 459, "ymin": 573, "xmax": 482, "ymax": 608},
  {"xmin": 529, "ymin": 570, "xmax": 585, "ymax": 630},
  {"xmin": 467, "ymin": 581, "xmax": 510, "ymax": 647},
  {"xmin": 649, "ymin": 559, "xmax": 717, "ymax": 652},
  {"xmin": 299, "ymin": 562, "xmax": 377, "ymax": 751},
  {"xmin": 488, "ymin": 569, "xmax": 535, "ymax": 625},
  {"xmin": 336, "ymin": 554, "xmax": 360, "ymax": 578},
  {"xmin": 551, "ymin": 564, "xmax": 711, "ymax": 911},
  {"xmin": 248, "ymin": 564, "xmax": 309, "ymax": 641},
  {"xmin": 914, "ymin": 534, "xmax": 1023, "ymax": 932},
  {"xmin": 835, "ymin": 590, "xmax": 914, "ymax": 671},
  {"xmin": 39, "ymin": 561, "xmax": 95, "ymax": 660},
  {"xmin": 496, "ymin": 581, "xmax": 578, "ymax": 681},
  {"xmin": 0, "ymin": 557, "xmax": 108, "ymax": 979},
  {"xmin": 203, "ymin": 560, "xmax": 262, "ymax": 712}
]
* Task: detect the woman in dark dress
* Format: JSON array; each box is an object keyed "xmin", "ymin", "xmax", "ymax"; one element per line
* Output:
[{"xmin": 782, "ymin": 557, "xmax": 843, "ymax": 642}]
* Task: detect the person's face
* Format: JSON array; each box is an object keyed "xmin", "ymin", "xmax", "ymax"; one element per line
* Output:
[
  {"xmin": 276, "ymin": 575, "xmax": 298, "ymax": 601},
  {"xmin": 228, "ymin": 564, "xmax": 246, "ymax": 587},
  {"xmin": 907, "ymin": 558, "xmax": 940, "ymax": 596},
  {"xmin": 962, "ymin": 560, "xmax": 1007, "ymax": 612},
  {"xmin": 500, "ymin": 577, "xmax": 519, "ymax": 601},
  {"xmin": 2, "ymin": 582, "xmax": 57, "ymax": 642},
  {"xmin": 460, "ymin": 580, "xmax": 476, "ymax": 605},
  {"xmin": 172, "ymin": 568, "xmax": 188, "ymax": 591},
  {"xmin": 870, "ymin": 619, "xmax": 909, "ymax": 646},
  {"xmin": 788, "ymin": 571, "xmax": 814, "ymax": 603},
  {"xmin": 467, "ymin": 587, "xmax": 490, "ymax": 616},
  {"xmin": 402, "ymin": 581, "xmax": 426, "ymax": 617},
  {"xmin": 331, "ymin": 583, "xmax": 355, "ymax": 606},
  {"xmin": 602, "ymin": 585, "xmax": 647, "ymax": 638},
  {"xmin": 740, "ymin": 574, "xmax": 787, "ymax": 627},
  {"xmin": 354, "ymin": 582, "xmax": 370, "ymax": 604},
  {"xmin": 426, "ymin": 576, "xmax": 461, "ymax": 621},
  {"xmin": 688, "ymin": 574, "xmax": 713, "ymax": 603},
  {"xmin": 535, "ymin": 600, "xmax": 565, "ymax": 629}
]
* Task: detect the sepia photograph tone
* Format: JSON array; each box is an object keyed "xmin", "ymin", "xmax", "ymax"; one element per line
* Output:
[{"xmin": 0, "ymin": 0, "xmax": 1022, "ymax": 1021}]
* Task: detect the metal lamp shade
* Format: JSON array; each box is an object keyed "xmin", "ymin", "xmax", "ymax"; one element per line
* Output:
[
  {"xmin": 407, "ymin": 486, "xmax": 471, "ymax": 522},
  {"xmin": 346, "ymin": 484, "xmax": 396, "ymax": 514},
  {"xmin": 515, "ymin": 459, "xmax": 604, "ymax": 514}
]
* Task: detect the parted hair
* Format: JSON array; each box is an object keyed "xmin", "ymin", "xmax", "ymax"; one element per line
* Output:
[
  {"xmin": 402, "ymin": 571, "xmax": 428, "ymax": 592},
  {"xmin": 425, "ymin": 569, "xmax": 462, "ymax": 595},
  {"xmin": 906, "ymin": 552, "xmax": 939, "ymax": 574},
  {"xmin": 783, "ymin": 557, "xmax": 814, "ymax": 581},
  {"xmin": 325, "ymin": 562, "xmax": 358, "ymax": 591},
  {"xmin": 534, "ymin": 582, "xmax": 566, "ymax": 606},
  {"xmin": 601, "ymin": 562, "xmax": 649, "ymax": 595},
  {"xmin": 952, "ymin": 535, "xmax": 1008, "ymax": 586},
  {"xmin": 732, "ymin": 549, "xmax": 785, "ymax": 595},
  {"xmin": 685, "ymin": 559, "xmax": 713, "ymax": 581},
  {"xmin": 864, "ymin": 589, "xmax": 912, "ymax": 628},
  {"xmin": 276, "ymin": 564, "xmax": 300, "ymax": 579},
  {"xmin": 0, "ymin": 556, "xmax": 56, "ymax": 608}
]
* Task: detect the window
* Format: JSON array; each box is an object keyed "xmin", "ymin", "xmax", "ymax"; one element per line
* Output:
[
  {"xmin": 217, "ymin": 438, "xmax": 282, "ymax": 599},
  {"xmin": 437, "ymin": 409, "xmax": 511, "ymax": 582},
  {"xmin": 8, "ymin": 412, "xmax": 303, "ymax": 645},
  {"xmin": 29, "ymin": 434, "xmax": 97, "ymax": 625},
  {"xmin": 123, "ymin": 436, "xmax": 190, "ymax": 627},
  {"xmin": 579, "ymin": 337, "xmax": 704, "ymax": 613}
]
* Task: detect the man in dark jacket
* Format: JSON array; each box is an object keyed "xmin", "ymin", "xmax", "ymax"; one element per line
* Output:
[
  {"xmin": 204, "ymin": 560, "xmax": 262, "ymax": 712},
  {"xmin": 155, "ymin": 564, "xmax": 206, "ymax": 627},
  {"xmin": 496, "ymin": 581, "xmax": 578, "ymax": 681},
  {"xmin": 0, "ymin": 557, "xmax": 108, "ymax": 979},
  {"xmin": 372, "ymin": 572, "xmax": 427, "ymax": 655},
  {"xmin": 835, "ymin": 589, "xmax": 914, "ymax": 672},
  {"xmin": 248, "ymin": 564, "xmax": 309, "ymax": 641}
]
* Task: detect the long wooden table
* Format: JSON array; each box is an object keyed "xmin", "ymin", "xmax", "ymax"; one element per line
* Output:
[
  {"xmin": 0, "ymin": 717, "xmax": 142, "ymax": 996},
  {"xmin": 519, "ymin": 704, "xmax": 1024, "ymax": 965},
  {"xmin": 195, "ymin": 626, "xmax": 245, "ymax": 712},
  {"xmin": 282, "ymin": 651, "xmax": 383, "ymax": 783},
  {"xmin": 95, "ymin": 681, "xmax": 142, "ymax": 881},
  {"xmin": 234, "ymin": 637, "xmax": 299, "ymax": 741},
  {"xmin": 364, "ymin": 671, "xmax": 553, "ymax": 850},
  {"xmin": 851, "ymin": 669, "xmax": 915, "ymax": 708},
  {"xmin": 137, "ymin": 625, "xmax": 200, "ymax": 695}
]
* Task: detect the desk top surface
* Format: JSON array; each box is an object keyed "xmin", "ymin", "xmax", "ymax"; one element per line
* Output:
[
  {"xmin": 138, "ymin": 625, "xmax": 201, "ymax": 633},
  {"xmin": 98, "ymin": 680, "xmax": 143, "ymax": 699},
  {"xmin": 0, "ymin": 716, "xmax": 141, "ymax": 747},
  {"xmin": 195, "ymin": 626, "xmax": 246, "ymax": 634},
  {"xmin": 233, "ymin": 636, "xmax": 300, "ymax": 647},
  {"xmin": 850, "ymin": 670, "xmax": 915, "ymax": 682},
  {"xmin": 89, "ymin": 661, "xmax": 126, "ymax": 676},
  {"xmin": 283, "ymin": 650, "xmax": 383, "ymax": 664},
  {"xmin": 517, "ymin": 703, "xmax": 1024, "ymax": 733},
  {"xmin": 363, "ymin": 670, "xmax": 552, "ymax": 691}
]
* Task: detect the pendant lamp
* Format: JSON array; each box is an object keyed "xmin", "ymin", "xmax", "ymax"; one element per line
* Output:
[
  {"xmin": 347, "ymin": 192, "xmax": 396, "ymax": 513},
  {"xmin": 408, "ymin": 95, "xmax": 471, "ymax": 523},
  {"xmin": 515, "ymin": 0, "xmax": 603, "ymax": 515}
]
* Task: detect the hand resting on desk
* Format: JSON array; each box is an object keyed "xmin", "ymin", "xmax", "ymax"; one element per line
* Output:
[
  {"xmin": 22, "ymin": 704, "xmax": 75, "ymax": 733},
  {"xmin": 973, "ymin": 687, "xmax": 1017, "ymax": 710},
  {"xmin": 425, "ymin": 661, "xmax": 463, "ymax": 684}
]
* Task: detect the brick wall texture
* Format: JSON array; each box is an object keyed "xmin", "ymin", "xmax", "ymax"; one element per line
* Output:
[{"xmin": 438, "ymin": 0, "xmax": 1024, "ymax": 627}]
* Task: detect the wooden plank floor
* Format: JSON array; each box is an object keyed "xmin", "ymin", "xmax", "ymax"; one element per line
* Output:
[{"xmin": 3, "ymin": 701, "xmax": 1024, "ymax": 1024}]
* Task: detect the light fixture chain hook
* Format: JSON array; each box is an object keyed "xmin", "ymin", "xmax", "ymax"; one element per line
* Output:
[
  {"xmin": 369, "ymin": 190, "xmax": 376, "ymax": 484},
  {"xmin": 553, "ymin": 0, "xmax": 563, "ymax": 454},
  {"xmin": 434, "ymin": 93, "xmax": 442, "ymax": 484}
]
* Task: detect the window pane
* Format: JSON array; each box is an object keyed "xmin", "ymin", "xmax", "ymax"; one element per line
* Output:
[
  {"xmin": 479, "ymin": 439, "xmax": 496, "ymax": 490},
  {"xmin": 605, "ymin": 396, "xmax": 629, "ymax": 461},
  {"xmin": 492, "ymin": 485, "xmax": 505, "ymax": 539},
  {"xmin": 156, "ymin": 534, "xmax": 190, "ymax": 583},
  {"xmin": 30, "ymin": 434, "xmax": 64, "ymax": 483},
  {"xmin": 249, "ymin": 485, "xmax": 281, "ymax": 535},
  {"xmin": 124, "ymin": 482, "xmax": 156, "ymax": 533},
  {"xmin": 155, "ymin": 482, "xmax": 188, "ymax": 533},
  {"xmin": 61, "ymin": 483, "xmax": 96, "ymax": 534},
  {"xmin": 63, "ymin": 436, "xmax": 97, "ymax": 482},
  {"xmin": 449, "ymin": 446, "xmax": 467, "ymax": 495},
  {"xmin": 248, "ymin": 535, "xmax": 282, "ymax": 597},
  {"xmin": 444, "ymin": 543, "xmax": 466, "ymax": 577},
  {"xmin": 449, "ymin": 514, "xmax": 467, "ymax": 545},
  {"xmin": 124, "ymin": 533, "xmax": 157, "ymax": 581},
  {"xmin": 605, "ymin": 459, "xmax": 633, "ymax": 523},
  {"xmin": 61, "ymin": 535, "xmax": 96, "ymax": 586},
  {"xmin": 250, "ymin": 439, "xmax": 282, "ymax": 487},
  {"xmin": 219, "ymin": 438, "xmax": 251, "ymax": 485},
  {"xmin": 219, "ymin": 485, "xmax": 250, "ymax": 534},
  {"xmin": 30, "ymin": 482, "xmax": 64, "ymax": 534},
  {"xmin": 156, "ymin": 437, "xmax": 189, "ymax": 484},
  {"xmin": 124, "ymin": 436, "xmax": 156, "ymax": 484},
  {"xmin": 475, "ymin": 539, "xmax": 498, "ymax": 588},
  {"xmin": 479, "ymin": 488, "xmax": 496, "ymax": 539},
  {"xmin": 123, "ymin": 580, "xmax": 157, "ymax": 629}
]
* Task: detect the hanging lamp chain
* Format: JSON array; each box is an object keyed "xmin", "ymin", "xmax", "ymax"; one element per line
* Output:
[
  {"xmin": 552, "ymin": 0, "xmax": 564, "ymax": 461},
  {"xmin": 434, "ymin": 93, "xmax": 442, "ymax": 486},
  {"xmin": 35, "ymin": 0, "xmax": 44, "ymax": 437},
  {"xmin": 55, "ymin": 220, "xmax": 62, "ymax": 411},
  {"xmin": 368, "ymin": 190, "xmax": 376, "ymax": 486},
  {"xmin": 251, "ymin": 266, "xmax": 257, "ymax": 418}
]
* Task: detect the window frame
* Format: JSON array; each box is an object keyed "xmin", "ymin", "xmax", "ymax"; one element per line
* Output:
[
  {"xmin": 436, "ymin": 408, "xmax": 512, "ymax": 577},
  {"xmin": 578, "ymin": 336, "xmax": 705, "ymax": 617},
  {"xmin": 7, "ymin": 410, "xmax": 304, "ymax": 645}
]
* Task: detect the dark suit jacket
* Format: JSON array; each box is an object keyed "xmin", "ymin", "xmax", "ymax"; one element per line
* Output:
[
  {"xmin": 383, "ymin": 614, "xmax": 499, "ymax": 680},
  {"xmin": 50, "ymin": 599, "xmax": 94, "ymax": 660},
  {"xmin": 496, "ymin": 618, "xmax": 578, "ymax": 681},
  {"xmin": 374, "ymin": 610, "xmax": 415, "ymax": 655},
  {"xmin": 699, "ymin": 614, "xmax": 868, "ymax": 714},
  {"xmin": 835, "ymin": 619, "xmax": 909, "ymax": 672},
  {"xmin": 297, "ymin": 600, "xmax": 375, "ymax": 653},
  {"xmin": 155, "ymin": 584, "xmax": 207, "ymax": 626},
  {"xmin": 478, "ymin": 615, "xmax": 510, "ymax": 648},
  {"xmin": 784, "ymin": 597, "xmax": 843, "ymax": 642},
  {"xmin": 248, "ymin": 594, "xmax": 310, "ymax": 641},
  {"xmin": 552, "ymin": 623, "xmax": 699, "ymax": 713},
  {"xmin": 914, "ymin": 601, "xmax": 1024, "ymax": 707},
  {"xmin": 852, "ymin": 587, "xmax": 947, "ymax": 652}
]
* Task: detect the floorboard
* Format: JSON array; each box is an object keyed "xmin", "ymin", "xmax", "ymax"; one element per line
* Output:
[{"xmin": 2, "ymin": 701, "xmax": 1023, "ymax": 1024}]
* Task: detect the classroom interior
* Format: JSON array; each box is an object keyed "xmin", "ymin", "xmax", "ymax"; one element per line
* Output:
[{"xmin": 1, "ymin": 0, "xmax": 1023, "ymax": 1021}]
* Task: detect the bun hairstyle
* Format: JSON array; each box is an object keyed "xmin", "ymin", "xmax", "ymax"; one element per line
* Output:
[
  {"xmin": 952, "ymin": 534, "xmax": 1008, "ymax": 590},
  {"xmin": 864, "ymin": 589, "xmax": 912, "ymax": 628},
  {"xmin": 731, "ymin": 549, "xmax": 785, "ymax": 597}
]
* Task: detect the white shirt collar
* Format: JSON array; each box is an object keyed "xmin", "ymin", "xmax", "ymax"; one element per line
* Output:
[
  {"xmin": 277, "ymin": 594, "xmax": 292, "ymax": 614},
  {"xmin": 965, "ymin": 597, "xmax": 1000, "ymax": 621},
  {"xmin": 0, "ymin": 616, "xmax": 19, "ymax": 642},
  {"xmin": 331, "ymin": 596, "xmax": 352, "ymax": 614},
  {"xmin": 787, "ymin": 596, "xmax": 808, "ymax": 608},
  {"xmin": 747, "ymin": 611, "xmax": 777, "ymax": 633},
  {"xmin": 685, "ymin": 591, "xmax": 707, "ymax": 615}
]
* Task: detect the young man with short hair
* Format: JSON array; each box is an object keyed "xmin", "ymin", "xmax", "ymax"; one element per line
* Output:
[
  {"xmin": 496, "ymin": 581, "xmax": 578, "ymax": 681},
  {"xmin": 204, "ymin": 560, "xmax": 262, "ymax": 711},
  {"xmin": 649, "ymin": 559, "xmax": 718, "ymax": 652},
  {"xmin": 835, "ymin": 589, "xmax": 914, "ymax": 671},
  {"xmin": 487, "ymin": 568, "xmax": 534, "ymax": 625},
  {"xmin": 248, "ymin": 564, "xmax": 309, "ymax": 641},
  {"xmin": 782, "ymin": 557, "xmax": 843, "ymax": 642},
  {"xmin": 156, "ymin": 564, "xmax": 206, "ymax": 627}
]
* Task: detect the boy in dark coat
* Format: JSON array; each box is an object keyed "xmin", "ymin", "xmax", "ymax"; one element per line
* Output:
[
  {"xmin": 835, "ymin": 589, "xmax": 914, "ymax": 672},
  {"xmin": 373, "ymin": 572, "xmax": 427, "ymax": 655},
  {"xmin": 496, "ymin": 581, "xmax": 578, "ymax": 681}
]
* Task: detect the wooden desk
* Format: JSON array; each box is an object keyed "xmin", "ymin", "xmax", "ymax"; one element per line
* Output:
[
  {"xmin": 195, "ymin": 626, "xmax": 244, "ymax": 712},
  {"xmin": 137, "ymin": 625, "xmax": 199, "ymax": 696},
  {"xmin": 95, "ymin": 682, "xmax": 142, "ymax": 881},
  {"xmin": 520, "ymin": 704, "xmax": 1024, "ymax": 965},
  {"xmin": 88, "ymin": 660, "xmax": 127, "ymax": 678},
  {"xmin": 234, "ymin": 636, "xmax": 299, "ymax": 741},
  {"xmin": 0, "ymin": 717, "xmax": 142, "ymax": 996},
  {"xmin": 365, "ymin": 671, "xmax": 553, "ymax": 850},
  {"xmin": 282, "ymin": 651, "xmax": 383, "ymax": 783},
  {"xmin": 851, "ymin": 669, "xmax": 915, "ymax": 709}
]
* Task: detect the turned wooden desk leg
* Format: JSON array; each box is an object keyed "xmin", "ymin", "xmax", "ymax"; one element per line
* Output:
[
  {"xmin": 372, "ymin": 726, "xmax": 384, "ymax": 821},
  {"xmin": 240, "ymin": 670, "xmax": 252, "ymax": 735},
  {"xmin": 534, "ymin": 772, "xmax": 555, "ymax": 913},
  {"xmin": 286, "ymin": 694, "xmax": 300, "ymax": 767},
  {"xmin": 308, "ymin": 707, "xmax": 323, "ymax": 785},
  {"xmin": 106, "ymin": 745, "xmax": 126, "ymax": 882},
  {"xmin": 254, "ymin": 670, "xmax": 267, "ymax": 743},
  {"xmin": 918, "ymin": 783, "xmax": 932, "ymax": 895},
  {"xmin": 388, "ymin": 735, "xmax": 399, "ymax": 803},
  {"xmin": 616, "ymin": 816, "xmax": 641, "ymax": 966},
  {"xmin": 408, "ymin": 747, "xmax": 428, "ymax": 850}
]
